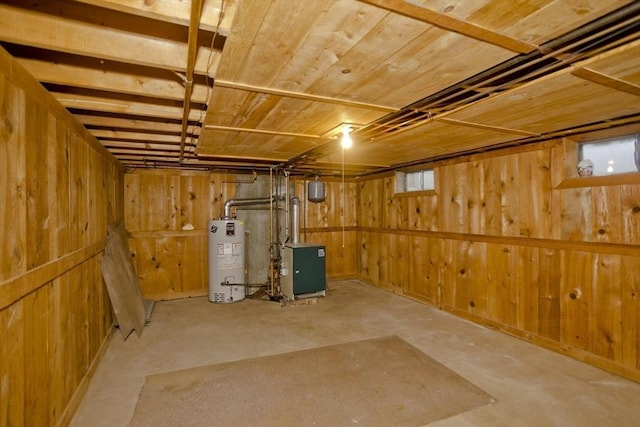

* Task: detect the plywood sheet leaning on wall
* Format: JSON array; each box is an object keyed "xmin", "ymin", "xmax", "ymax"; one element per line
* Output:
[{"xmin": 101, "ymin": 221, "xmax": 146, "ymax": 339}]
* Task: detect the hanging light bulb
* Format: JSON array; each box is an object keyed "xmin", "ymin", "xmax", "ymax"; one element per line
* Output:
[{"xmin": 341, "ymin": 125, "xmax": 353, "ymax": 149}]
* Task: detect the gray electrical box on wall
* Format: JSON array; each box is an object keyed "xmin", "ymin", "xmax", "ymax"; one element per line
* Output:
[{"xmin": 282, "ymin": 243, "xmax": 326, "ymax": 300}]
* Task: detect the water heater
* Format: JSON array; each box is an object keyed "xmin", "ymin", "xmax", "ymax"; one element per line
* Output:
[{"xmin": 208, "ymin": 219, "xmax": 245, "ymax": 303}]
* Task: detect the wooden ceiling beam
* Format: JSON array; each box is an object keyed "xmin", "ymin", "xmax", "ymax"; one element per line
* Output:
[
  {"xmin": 75, "ymin": 115, "xmax": 184, "ymax": 133},
  {"xmin": 358, "ymin": 0, "xmax": 537, "ymax": 53},
  {"xmin": 18, "ymin": 58, "xmax": 210, "ymax": 103},
  {"xmin": 204, "ymin": 125, "xmax": 322, "ymax": 139},
  {"xmin": 71, "ymin": 0, "xmax": 235, "ymax": 34},
  {"xmin": 435, "ymin": 118, "xmax": 540, "ymax": 136},
  {"xmin": 214, "ymin": 80, "xmax": 400, "ymax": 112},
  {"xmin": 571, "ymin": 67, "xmax": 640, "ymax": 97},
  {"xmin": 180, "ymin": 0, "xmax": 205, "ymax": 162},
  {"xmin": 92, "ymin": 130, "xmax": 182, "ymax": 142},
  {"xmin": 0, "ymin": 3, "xmax": 220, "ymax": 75},
  {"xmin": 101, "ymin": 141, "xmax": 188, "ymax": 151},
  {"xmin": 109, "ymin": 148, "xmax": 190, "ymax": 157},
  {"xmin": 53, "ymin": 92, "xmax": 205, "ymax": 121}
]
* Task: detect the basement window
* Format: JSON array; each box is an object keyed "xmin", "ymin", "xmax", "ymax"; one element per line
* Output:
[
  {"xmin": 395, "ymin": 169, "xmax": 435, "ymax": 193},
  {"xmin": 578, "ymin": 134, "xmax": 640, "ymax": 176}
]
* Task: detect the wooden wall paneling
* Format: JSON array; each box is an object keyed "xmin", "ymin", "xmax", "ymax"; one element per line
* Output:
[
  {"xmin": 130, "ymin": 236, "xmax": 161, "ymax": 299},
  {"xmin": 356, "ymin": 180, "xmax": 364, "ymax": 228},
  {"xmin": 384, "ymin": 177, "xmax": 398, "ymax": 229},
  {"xmin": 500, "ymin": 155, "xmax": 519, "ymax": 237},
  {"xmin": 538, "ymin": 248, "xmax": 561, "ymax": 341},
  {"xmin": 167, "ymin": 175, "xmax": 181, "ymax": 231},
  {"xmin": 48, "ymin": 276, "xmax": 66, "ymax": 422},
  {"xmin": 340, "ymin": 231, "xmax": 357, "ymax": 278},
  {"xmin": 470, "ymin": 242, "xmax": 488, "ymax": 319},
  {"xmin": 518, "ymin": 246, "xmax": 540, "ymax": 334},
  {"xmin": 63, "ymin": 267, "xmax": 80, "ymax": 404},
  {"xmin": 483, "ymin": 157, "xmax": 503, "ymax": 235},
  {"xmin": 124, "ymin": 173, "xmax": 141, "ymax": 232},
  {"xmin": 366, "ymin": 232, "xmax": 381, "ymax": 286},
  {"xmin": 487, "ymin": 244, "xmax": 519, "ymax": 327},
  {"xmin": 467, "ymin": 160, "xmax": 484, "ymax": 235},
  {"xmin": 387, "ymin": 233, "xmax": 408, "ymax": 294},
  {"xmin": 358, "ymin": 179, "xmax": 382, "ymax": 229},
  {"xmin": 212, "ymin": 174, "xmax": 230, "ymax": 222},
  {"xmin": 86, "ymin": 151, "xmax": 97, "ymax": 243},
  {"xmin": 518, "ymin": 149, "xmax": 552, "ymax": 239},
  {"xmin": 442, "ymin": 163, "xmax": 469, "ymax": 233},
  {"xmin": 560, "ymin": 251, "xmax": 593, "ymax": 351},
  {"xmin": 457, "ymin": 241, "xmax": 487, "ymax": 318},
  {"xmin": 0, "ymin": 300, "xmax": 25, "ymax": 426},
  {"xmin": 406, "ymin": 235, "xmax": 428, "ymax": 302},
  {"xmin": 620, "ymin": 255, "xmax": 639, "ymax": 370},
  {"xmin": 195, "ymin": 174, "xmax": 214, "ymax": 228},
  {"xmin": 620, "ymin": 184, "xmax": 640, "ymax": 245},
  {"xmin": 328, "ymin": 180, "xmax": 341, "ymax": 227},
  {"xmin": 25, "ymin": 99, "xmax": 49, "ymax": 270},
  {"xmin": 406, "ymin": 196, "xmax": 420, "ymax": 230},
  {"xmin": 179, "ymin": 173, "xmax": 198, "ymax": 228},
  {"xmin": 22, "ymin": 286, "xmax": 50, "ymax": 426},
  {"xmin": 69, "ymin": 133, "xmax": 89, "ymax": 250},
  {"xmin": 140, "ymin": 173, "xmax": 166, "ymax": 231},
  {"xmin": 440, "ymin": 239, "xmax": 455, "ymax": 308},
  {"xmin": 179, "ymin": 234, "xmax": 207, "ymax": 294},
  {"xmin": 76, "ymin": 263, "xmax": 91, "ymax": 388},
  {"xmin": 354, "ymin": 139, "xmax": 639, "ymax": 380},
  {"xmin": 49, "ymin": 119, "xmax": 71, "ymax": 259},
  {"xmin": 156, "ymin": 235, "xmax": 179, "ymax": 295},
  {"xmin": 88, "ymin": 258, "xmax": 106, "ymax": 356},
  {"xmin": 549, "ymin": 141, "xmax": 569, "ymax": 240},
  {"xmin": 0, "ymin": 77, "xmax": 27, "ymax": 281},
  {"xmin": 590, "ymin": 253, "xmax": 623, "ymax": 362},
  {"xmin": 561, "ymin": 187, "xmax": 593, "ymax": 241},
  {"xmin": 359, "ymin": 231, "xmax": 371, "ymax": 282},
  {"xmin": 437, "ymin": 165, "xmax": 458, "ymax": 231},
  {"xmin": 406, "ymin": 236, "xmax": 440, "ymax": 304},
  {"xmin": 1, "ymin": 47, "xmax": 122, "ymax": 426},
  {"xmin": 592, "ymin": 185, "xmax": 622, "ymax": 243},
  {"xmin": 99, "ymin": 257, "xmax": 114, "ymax": 337},
  {"xmin": 453, "ymin": 240, "xmax": 471, "ymax": 313},
  {"xmin": 346, "ymin": 180, "xmax": 358, "ymax": 228},
  {"xmin": 377, "ymin": 233, "xmax": 389, "ymax": 290}
]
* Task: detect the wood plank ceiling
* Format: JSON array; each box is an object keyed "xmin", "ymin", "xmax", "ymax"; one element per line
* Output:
[{"xmin": 1, "ymin": 0, "xmax": 639, "ymax": 176}]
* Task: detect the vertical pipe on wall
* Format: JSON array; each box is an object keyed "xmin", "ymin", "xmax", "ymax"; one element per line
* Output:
[{"xmin": 291, "ymin": 196, "xmax": 300, "ymax": 244}]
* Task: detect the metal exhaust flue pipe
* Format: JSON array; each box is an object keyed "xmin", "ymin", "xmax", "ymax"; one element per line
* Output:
[
  {"xmin": 222, "ymin": 197, "xmax": 276, "ymax": 220},
  {"xmin": 290, "ymin": 196, "xmax": 300, "ymax": 244}
]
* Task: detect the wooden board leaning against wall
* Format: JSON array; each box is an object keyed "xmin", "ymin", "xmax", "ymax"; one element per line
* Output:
[
  {"xmin": 0, "ymin": 46, "xmax": 123, "ymax": 427},
  {"xmin": 356, "ymin": 138, "xmax": 640, "ymax": 382},
  {"xmin": 124, "ymin": 169, "xmax": 236, "ymax": 300}
]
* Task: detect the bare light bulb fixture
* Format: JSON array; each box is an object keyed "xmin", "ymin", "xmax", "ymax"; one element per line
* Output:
[{"xmin": 341, "ymin": 125, "xmax": 353, "ymax": 149}]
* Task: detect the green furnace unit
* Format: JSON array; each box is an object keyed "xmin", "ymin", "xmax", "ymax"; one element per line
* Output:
[{"xmin": 282, "ymin": 243, "xmax": 327, "ymax": 300}]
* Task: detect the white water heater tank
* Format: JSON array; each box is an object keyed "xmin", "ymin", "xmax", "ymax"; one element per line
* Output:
[{"xmin": 208, "ymin": 219, "xmax": 245, "ymax": 303}]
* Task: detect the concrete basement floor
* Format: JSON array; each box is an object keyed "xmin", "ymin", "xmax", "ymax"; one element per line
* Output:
[{"xmin": 71, "ymin": 280, "xmax": 640, "ymax": 427}]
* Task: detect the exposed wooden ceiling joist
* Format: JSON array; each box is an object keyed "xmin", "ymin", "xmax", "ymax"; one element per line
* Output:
[
  {"xmin": 180, "ymin": 0, "xmax": 205, "ymax": 162},
  {"xmin": 0, "ymin": 1, "xmax": 221, "ymax": 75},
  {"xmin": 72, "ymin": 0, "xmax": 234, "ymax": 33},
  {"xmin": 53, "ymin": 92, "xmax": 205, "ymax": 121},
  {"xmin": 358, "ymin": 0, "xmax": 538, "ymax": 53},
  {"xmin": 214, "ymin": 80, "xmax": 400, "ymax": 113},
  {"xmin": 18, "ymin": 57, "xmax": 210, "ymax": 103},
  {"xmin": 74, "ymin": 115, "xmax": 185, "ymax": 133}
]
